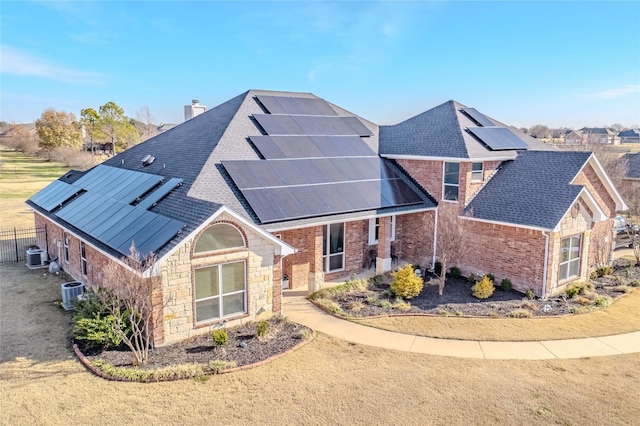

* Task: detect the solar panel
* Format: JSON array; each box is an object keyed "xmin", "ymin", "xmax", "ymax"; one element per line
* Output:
[
  {"xmin": 254, "ymin": 114, "xmax": 304, "ymax": 135},
  {"xmin": 461, "ymin": 108, "xmax": 495, "ymax": 127},
  {"xmin": 342, "ymin": 116, "xmax": 374, "ymax": 136},
  {"xmin": 467, "ymin": 127, "xmax": 529, "ymax": 151},
  {"xmin": 29, "ymin": 180, "xmax": 82, "ymax": 212},
  {"xmin": 257, "ymin": 95, "xmax": 338, "ymax": 116},
  {"xmin": 72, "ymin": 165, "xmax": 164, "ymax": 203},
  {"xmin": 137, "ymin": 178, "xmax": 183, "ymax": 210},
  {"xmin": 250, "ymin": 135, "xmax": 374, "ymax": 159},
  {"xmin": 254, "ymin": 114, "xmax": 372, "ymax": 137},
  {"xmin": 129, "ymin": 216, "xmax": 184, "ymax": 257}
]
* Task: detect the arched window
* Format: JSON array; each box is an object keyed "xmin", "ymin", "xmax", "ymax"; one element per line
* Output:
[{"xmin": 194, "ymin": 223, "xmax": 245, "ymax": 254}]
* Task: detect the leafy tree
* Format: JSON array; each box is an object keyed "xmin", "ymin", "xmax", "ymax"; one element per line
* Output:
[
  {"xmin": 35, "ymin": 108, "xmax": 82, "ymax": 151},
  {"xmin": 80, "ymin": 107, "xmax": 102, "ymax": 155},
  {"xmin": 98, "ymin": 101, "xmax": 139, "ymax": 155}
]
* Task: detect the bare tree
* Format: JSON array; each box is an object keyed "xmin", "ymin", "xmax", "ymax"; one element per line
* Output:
[
  {"xmin": 135, "ymin": 106, "xmax": 159, "ymax": 142},
  {"xmin": 435, "ymin": 203, "xmax": 469, "ymax": 296},
  {"xmin": 90, "ymin": 248, "xmax": 166, "ymax": 365},
  {"xmin": 529, "ymin": 124, "xmax": 550, "ymax": 139}
]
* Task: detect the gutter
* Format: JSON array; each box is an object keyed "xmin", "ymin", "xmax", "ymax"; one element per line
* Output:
[
  {"xmin": 432, "ymin": 207, "xmax": 439, "ymax": 268},
  {"xmin": 542, "ymin": 231, "xmax": 550, "ymax": 299}
]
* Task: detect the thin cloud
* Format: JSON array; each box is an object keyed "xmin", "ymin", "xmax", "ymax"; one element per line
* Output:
[
  {"xmin": 0, "ymin": 45, "xmax": 103, "ymax": 84},
  {"xmin": 585, "ymin": 85, "xmax": 640, "ymax": 99}
]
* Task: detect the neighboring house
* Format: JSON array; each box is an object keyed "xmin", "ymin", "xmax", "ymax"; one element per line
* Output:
[
  {"xmin": 27, "ymin": 90, "xmax": 626, "ymax": 346},
  {"xmin": 0, "ymin": 122, "xmax": 37, "ymax": 138},
  {"xmin": 563, "ymin": 129, "xmax": 584, "ymax": 145},
  {"xmin": 564, "ymin": 128, "xmax": 621, "ymax": 145},
  {"xmin": 615, "ymin": 152, "xmax": 640, "ymax": 214},
  {"xmin": 619, "ymin": 129, "xmax": 640, "ymax": 144}
]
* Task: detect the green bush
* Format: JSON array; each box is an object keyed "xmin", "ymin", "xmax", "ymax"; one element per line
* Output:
[
  {"xmin": 390, "ymin": 264, "xmax": 424, "ymax": 299},
  {"xmin": 508, "ymin": 309, "xmax": 533, "ymax": 318},
  {"xmin": 485, "ymin": 273, "xmax": 495, "ymax": 282},
  {"xmin": 467, "ymin": 273, "xmax": 477, "ymax": 284},
  {"xmin": 211, "ymin": 329, "xmax": 229, "ymax": 346},
  {"xmin": 72, "ymin": 291, "xmax": 126, "ymax": 350},
  {"xmin": 565, "ymin": 282, "xmax": 586, "ymax": 298},
  {"xmin": 500, "ymin": 278, "xmax": 513, "ymax": 292},
  {"xmin": 471, "ymin": 275, "xmax": 495, "ymax": 299},
  {"xmin": 448, "ymin": 266, "xmax": 461, "ymax": 278},
  {"xmin": 595, "ymin": 266, "xmax": 614, "ymax": 277},
  {"xmin": 526, "ymin": 289, "xmax": 536, "ymax": 300},
  {"xmin": 256, "ymin": 320, "xmax": 269, "ymax": 337}
]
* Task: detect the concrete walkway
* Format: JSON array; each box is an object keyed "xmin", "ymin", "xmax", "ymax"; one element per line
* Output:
[{"xmin": 283, "ymin": 292, "xmax": 640, "ymax": 360}]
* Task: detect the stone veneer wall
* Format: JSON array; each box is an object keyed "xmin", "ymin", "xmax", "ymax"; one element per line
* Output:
[{"xmin": 159, "ymin": 211, "xmax": 281, "ymax": 346}]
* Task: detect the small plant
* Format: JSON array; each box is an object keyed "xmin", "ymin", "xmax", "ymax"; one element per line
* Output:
[
  {"xmin": 315, "ymin": 299, "xmax": 343, "ymax": 315},
  {"xmin": 378, "ymin": 299, "xmax": 392, "ymax": 309},
  {"xmin": 500, "ymin": 278, "xmax": 513, "ymax": 292},
  {"xmin": 575, "ymin": 296, "xmax": 592, "ymax": 305},
  {"xmin": 590, "ymin": 271, "xmax": 599, "ymax": 280},
  {"xmin": 211, "ymin": 329, "xmax": 229, "ymax": 346},
  {"xmin": 370, "ymin": 275, "xmax": 383, "ymax": 285},
  {"xmin": 595, "ymin": 266, "xmax": 614, "ymax": 277},
  {"xmin": 489, "ymin": 312, "xmax": 500, "ymax": 318},
  {"xmin": 520, "ymin": 300, "xmax": 537, "ymax": 311},
  {"xmin": 364, "ymin": 295, "xmax": 378, "ymax": 305},
  {"xmin": 296, "ymin": 329, "xmax": 312, "ymax": 340},
  {"xmin": 471, "ymin": 275, "xmax": 494, "ymax": 299},
  {"xmin": 508, "ymin": 309, "xmax": 533, "ymax": 318},
  {"xmin": 438, "ymin": 309, "xmax": 452, "ymax": 316},
  {"xmin": 613, "ymin": 285, "xmax": 633, "ymax": 294},
  {"xmin": 454, "ymin": 311, "xmax": 464, "ymax": 317},
  {"xmin": 207, "ymin": 359, "xmax": 237, "ymax": 374},
  {"xmin": 448, "ymin": 266, "xmax": 461, "ymax": 278},
  {"xmin": 485, "ymin": 273, "xmax": 495, "ymax": 282},
  {"xmin": 348, "ymin": 301, "xmax": 365, "ymax": 312},
  {"xmin": 595, "ymin": 296, "xmax": 613, "ymax": 308},
  {"xmin": 390, "ymin": 264, "xmax": 424, "ymax": 299},
  {"xmin": 629, "ymin": 279, "xmax": 640, "ymax": 287},
  {"xmin": 256, "ymin": 320, "xmax": 269, "ymax": 338},
  {"xmin": 467, "ymin": 273, "xmax": 477, "ymax": 284},
  {"xmin": 391, "ymin": 298, "xmax": 411, "ymax": 312},
  {"xmin": 526, "ymin": 289, "xmax": 536, "ymax": 300}
]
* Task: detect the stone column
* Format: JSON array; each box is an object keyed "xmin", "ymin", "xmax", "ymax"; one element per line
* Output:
[
  {"xmin": 376, "ymin": 216, "xmax": 392, "ymax": 275},
  {"xmin": 308, "ymin": 226, "xmax": 325, "ymax": 294}
]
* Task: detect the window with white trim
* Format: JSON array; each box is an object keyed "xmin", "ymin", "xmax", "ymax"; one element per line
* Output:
[
  {"xmin": 63, "ymin": 232, "xmax": 70, "ymax": 263},
  {"xmin": 368, "ymin": 216, "xmax": 396, "ymax": 245},
  {"xmin": 471, "ymin": 162, "xmax": 483, "ymax": 182},
  {"xmin": 80, "ymin": 242, "xmax": 87, "ymax": 277},
  {"xmin": 323, "ymin": 222, "xmax": 344, "ymax": 273},
  {"xmin": 443, "ymin": 162, "xmax": 459, "ymax": 201},
  {"xmin": 559, "ymin": 235, "xmax": 581, "ymax": 281},
  {"xmin": 195, "ymin": 261, "xmax": 246, "ymax": 323}
]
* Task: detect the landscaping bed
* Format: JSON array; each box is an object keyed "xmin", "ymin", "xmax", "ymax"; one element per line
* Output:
[
  {"xmin": 78, "ymin": 316, "xmax": 313, "ymax": 379},
  {"xmin": 311, "ymin": 259, "xmax": 640, "ymax": 319}
]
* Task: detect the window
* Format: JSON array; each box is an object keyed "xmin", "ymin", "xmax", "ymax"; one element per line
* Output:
[
  {"xmin": 194, "ymin": 223, "xmax": 245, "ymax": 254},
  {"xmin": 323, "ymin": 223, "xmax": 344, "ymax": 272},
  {"xmin": 559, "ymin": 235, "xmax": 581, "ymax": 281},
  {"xmin": 80, "ymin": 242, "xmax": 87, "ymax": 276},
  {"xmin": 63, "ymin": 232, "xmax": 69, "ymax": 263},
  {"xmin": 443, "ymin": 162, "xmax": 459, "ymax": 201},
  {"xmin": 471, "ymin": 162, "xmax": 483, "ymax": 182},
  {"xmin": 368, "ymin": 216, "xmax": 396, "ymax": 245},
  {"xmin": 195, "ymin": 261, "xmax": 246, "ymax": 323}
]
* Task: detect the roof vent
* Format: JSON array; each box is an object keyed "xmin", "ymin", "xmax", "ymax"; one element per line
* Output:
[{"xmin": 142, "ymin": 155, "xmax": 155, "ymax": 167}]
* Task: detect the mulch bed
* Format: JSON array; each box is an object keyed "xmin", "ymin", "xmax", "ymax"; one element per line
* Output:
[
  {"xmin": 326, "ymin": 259, "xmax": 640, "ymax": 318},
  {"xmin": 79, "ymin": 317, "xmax": 312, "ymax": 372}
]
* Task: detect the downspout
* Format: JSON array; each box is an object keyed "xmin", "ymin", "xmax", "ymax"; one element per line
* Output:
[
  {"xmin": 432, "ymin": 207, "xmax": 439, "ymax": 269},
  {"xmin": 542, "ymin": 231, "xmax": 549, "ymax": 299}
]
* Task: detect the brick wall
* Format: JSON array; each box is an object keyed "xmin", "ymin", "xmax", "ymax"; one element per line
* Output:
[{"xmin": 573, "ymin": 163, "xmax": 617, "ymax": 216}]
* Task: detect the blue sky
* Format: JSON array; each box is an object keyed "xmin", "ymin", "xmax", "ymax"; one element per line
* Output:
[{"xmin": 2, "ymin": 1, "xmax": 639, "ymax": 129}]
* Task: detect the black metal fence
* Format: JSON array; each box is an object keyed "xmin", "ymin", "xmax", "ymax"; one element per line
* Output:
[{"xmin": 0, "ymin": 226, "xmax": 48, "ymax": 263}]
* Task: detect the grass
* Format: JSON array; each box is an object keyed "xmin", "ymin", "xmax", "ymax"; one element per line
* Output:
[
  {"xmin": 0, "ymin": 148, "xmax": 71, "ymax": 228},
  {"xmin": 355, "ymin": 289, "xmax": 640, "ymax": 341},
  {"xmin": 1, "ymin": 263, "xmax": 639, "ymax": 425}
]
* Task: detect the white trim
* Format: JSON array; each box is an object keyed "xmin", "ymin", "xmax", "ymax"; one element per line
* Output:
[
  {"xmin": 443, "ymin": 161, "xmax": 460, "ymax": 202},
  {"xmin": 368, "ymin": 215, "xmax": 396, "ymax": 245},
  {"xmin": 573, "ymin": 154, "xmax": 627, "ymax": 211},
  {"xmin": 265, "ymin": 207, "xmax": 436, "ymax": 232},
  {"xmin": 471, "ymin": 162, "xmax": 484, "ymax": 182},
  {"xmin": 560, "ymin": 188, "xmax": 607, "ymax": 223},
  {"xmin": 323, "ymin": 222, "xmax": 345, "ymax": 273},
  {"xmin": 460, "ymin": 215, "xmax": 553, "ymax": 232},
  {"xmin": 381, "ymin": 154, "xmax": 516, "ymax": 162},
  {"xmin": 193, "ymin": 222, "xmax": 247, "ymax": 255},
  {"xmin": 194, "ymin": 259, "xmax": 247, "ymax": 324}
]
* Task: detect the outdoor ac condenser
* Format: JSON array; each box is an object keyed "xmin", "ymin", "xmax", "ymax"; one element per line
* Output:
[
  {"xmin": 61, "ymin": 281, "xmax": 84, "ymax": 311},
  {"xmin": 26, "ymin": 249, "xmax": 48, "ymax": 269}
]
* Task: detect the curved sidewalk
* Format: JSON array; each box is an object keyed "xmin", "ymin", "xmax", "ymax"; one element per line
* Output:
[{"xmin": 283, "ymin": 293, "xmax": 640, "ymax": 360}]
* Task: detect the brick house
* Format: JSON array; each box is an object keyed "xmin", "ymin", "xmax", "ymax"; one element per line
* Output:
[{"xmin": 28, "ymin": 90, "xmax": 625, "ymax": 345}]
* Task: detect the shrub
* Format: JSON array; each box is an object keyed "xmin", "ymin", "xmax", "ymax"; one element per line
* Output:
[
  {"xmin": 565, "ymin": 282, "xmax": 590, "ymax": 298},
  {"xmin": 500, "ymin": 278, "xmax": 513, "ymax": 292},
  {"xmin": 392, "ymin": 298, "xmax": 411, "ymax": 312},
  {"xmin": 613, "ymin": 285, "xmax": 633, "ymax": 294},
  {"xmin": 629, "ymin": 279, "xmax": 640, "ymax": 288},
  {"xmin": 434, "ymin": 261, "xmax": 442, "ymax": 276},
  {"xmin": 520, "ymin": 300, "xmax": 537, "ymax": 311},
  {"xmin": 471, "ymin": 275, "xmax": 494, "ymax": 299},
  {"xmin": 508, "ymin": 309, "xmax": 533, "ymax": 318},
  {"xmin": 590, "ymin": 271, "xmax": 599, "ymax": 280},
  {"xmin": 595, "ymin": 296, "xmax": 613, "ymax": 308},
  {"xmin": 347, "ymin": 301, "xmax": 365, "ymax": 312},
  {"xmin": 211, "ymin": 329, "xmax": 229, "ymax": 346},
  {"xmin": 378, "ymin": 299, "xmax": 393, "ymax": 309},
  {"xmin": 448, "ymin": 266, "xmax": 461, "ymax": 278},
  {"xmin": 526, "ymin": 289, "xmax": 536, "ymax": 300},
  {"xmin": 595, "ymin": 266, "xmax": 614, "ymax": 277},
  {"xmin": 364, "ymin": 295, "xmax": 378, "ymax": 305},
  {"xmin": 467, "ymin": 273, "xmax": 477, "ymax": 284},
  {"xmin": 438, "ymin": 309, "xmax": 452, "ymax": 316},
  {"xmin": 485, "ymin": 273, "xmax": 495, "ymax": 282},
  {"xmin": 390, "ymin": 264, "xmax": 424, "ymax": 299},
  {"xmin": 256, "ymin": 320, "xmax": 269, "ymax": 337},
  {"xmin": 72, "ymin": 291, "xmax": 126, "ymax": 350},
  {"xmin": 315, "ymin": 299, "xmax": 343, "ymax": 315}
]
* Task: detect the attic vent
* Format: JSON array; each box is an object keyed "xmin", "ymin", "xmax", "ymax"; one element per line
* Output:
[{"xmin": 142, "ymin": 155, "xmax": 155, "ymax": 167}]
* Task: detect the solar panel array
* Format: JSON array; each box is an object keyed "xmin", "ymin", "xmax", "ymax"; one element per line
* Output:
[
  {"xmin": 29, "ymin": 165, "xmax": 184, "ymax": 258},
  {"xmin": 253, "ymin": 114, "xmax": 373, "ymax": 137},
  {"xmin": 257, "ymin": 95, "xmax": 338, "ymax": 116},
  {"xmin": 28, "ymin": 180, "xmax": 83, "ymax": 212},
  {"xmin": 461, "ymin": 107, "xmax": 495, "ymax": 127},
  {"xmin": 467, "ymin": 127, "xmax": 529, "ymax": 151},
  {"xmin": 249, "ymin": 135, "xmax": 376, "ymax": 159},
  {"xmin": 223, "ymin": 158, "xmax": 422, "ymax": 223}
]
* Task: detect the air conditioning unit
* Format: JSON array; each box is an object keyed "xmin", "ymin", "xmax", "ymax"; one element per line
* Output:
[
  {"xmin": 26, "ymin": 248, "xmax": 48, "ymax": 269},
  {"xmin": 61, "ymin": 281, "xmax": 85, "ymax": 311}
]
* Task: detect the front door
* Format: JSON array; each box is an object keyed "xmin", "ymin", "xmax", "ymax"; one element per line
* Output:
[{"xmin": 323, "ymin": 223, "xmax": 344, "ymax": 273}]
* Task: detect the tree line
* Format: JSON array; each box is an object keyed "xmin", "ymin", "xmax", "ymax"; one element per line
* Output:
[
  {"xmin": 522, "ymin": 123, "xmax": 634, "ymax": 139},
  {"xmin": 1, "ymin": 103, "xmax": 160, "ymax": 170}
]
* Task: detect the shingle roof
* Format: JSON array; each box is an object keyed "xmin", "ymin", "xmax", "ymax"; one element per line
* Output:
[
  {"xmin": 619, "ymin": 129, "xmax": 640, "ymax": 138},
  {"xmin": 464, "ymin": 151, "xmax": 592, "ymax": 229},
  {"xmin": 622, "ymin": 152, "xmax": 640, "ymax": 179},
  {"xmin": 379, "ymin": 100, "xmax": 553, "ymax": 159}
]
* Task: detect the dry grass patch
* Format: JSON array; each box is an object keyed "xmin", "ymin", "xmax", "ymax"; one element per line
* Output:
[
  {"xmin": 355, "ymin": 289, "xmax": 640, "ymax": 341},
  {"xmin": 2, "ymin": 263, "xmax": 640, "ymax": 425}
]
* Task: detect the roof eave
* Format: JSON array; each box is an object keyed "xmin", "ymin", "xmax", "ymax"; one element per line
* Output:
[{"xmin": 381, "ymin": 153, "xmax": 516, "ymax": 162}]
